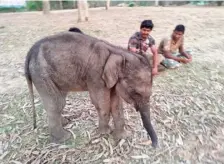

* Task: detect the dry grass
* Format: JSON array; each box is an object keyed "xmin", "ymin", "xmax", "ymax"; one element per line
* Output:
[{"xmin": 0, "ymin": 6, "xmax": 224, "ymax": 164}]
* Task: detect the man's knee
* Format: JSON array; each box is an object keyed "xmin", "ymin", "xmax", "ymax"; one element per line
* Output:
[
  {"xmin": 158, "ymin": 54, "xmax": 165, "ymax": 64},
  {"xmin": 145, "ymin": 53, "xmax": 153, "ymax": 66}
]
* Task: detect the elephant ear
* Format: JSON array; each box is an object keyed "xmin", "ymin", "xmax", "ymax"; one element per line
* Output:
[{"xmin": 102, "ymin": 54, "xmax": 123, "ymax": 89}]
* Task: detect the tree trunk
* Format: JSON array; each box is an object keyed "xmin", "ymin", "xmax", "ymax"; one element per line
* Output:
[
  {"xmin": 59, "ymin": 0, "xmax": 63, "ymax": 10},
  {"xmin": 217, "ymin": 1, "xmax": 223, "ymax": 6},
  {"xmin": 73, "ymin": 1, "xmax": 78, "ymax": 9},
  {"xmin": 77, "ymin": 0, "xmax": 89, "ymax": 22},
  {"xmin": 77, "ymin": 0, "xmax": 82, "ymax": 22},
  {"xmin": 155, "ymin": 0, "xmax": 159, "ymax": 6},
  {"xmin": 84, "ymin": 0, "xmax": 89, "ymax": 21},
  {"xmin": 106, "ymin": 0, "xmax": 110, "ymax": 10},
  {"xmin": 43, "ymin": 0, "xmax": 50, "ymax": 14}
]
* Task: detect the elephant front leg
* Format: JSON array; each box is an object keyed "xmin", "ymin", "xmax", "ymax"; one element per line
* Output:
[
  {"xmin": 97, "ymin": 107, "xmax": 111, "ymax": 135},
  {"xmin": 110, "ymin": 89, "xmax": 127, "ymax": 140},
  {"xmin": 89, "ymin": 88, "xmax": 112, "ymax": 135}
]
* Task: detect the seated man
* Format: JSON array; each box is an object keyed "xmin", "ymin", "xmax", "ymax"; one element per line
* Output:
[
  {"xmin": 127, "ymin": 20, "xmax": 164, "ymax": 75},
  {"xmin": 158, "ymin": 24, "xmax": 192, "ymax": 69}
]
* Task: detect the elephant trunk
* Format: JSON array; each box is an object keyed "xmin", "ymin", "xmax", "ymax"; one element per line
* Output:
[{"xmin": 135, "ymin": 103, "xmax": 158, "ymax": 148}]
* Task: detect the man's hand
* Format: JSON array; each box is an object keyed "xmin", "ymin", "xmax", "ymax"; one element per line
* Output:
[
  {"xmin": 152, "ymin": 67, "xmax": 158, "ymax": 76},
  {"xmin": 179, "ymin": 58, "xmax": 191, "ymax": 64},
  {"xmin": 129, "ymin": 47, "xmax": 140, "ymax": 54},
  {"xmin": 180, "ymin": 49, "xmax": 192, "ymax": 62},
  {"xmin": 142, "ymin": 42, "xmax": 149, "ymax": 52},
  {"xmin": 187, "ymin": 55, "xmax": 192, "ymax": 62},
  {"xmin": 187, "ymin": 56, "xmax": 192, "ymax": 62}
]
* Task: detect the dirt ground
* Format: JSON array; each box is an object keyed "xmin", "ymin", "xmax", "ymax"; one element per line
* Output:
[{"xmin": 0, "ymin": 6, "xmax": 224, "ymax": 164}]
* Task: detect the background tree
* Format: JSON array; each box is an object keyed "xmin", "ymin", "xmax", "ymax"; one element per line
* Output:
[
  {"xmin": 106, "ymin": 0, "xmax": 110, "ymax": 10},
  {"xmin": 77, "ymin": 0, "xmax": 89, "ymax": 22},
  {"xmin": 42, "ymin": 0, "xmax": 50, "ymax": 14}
]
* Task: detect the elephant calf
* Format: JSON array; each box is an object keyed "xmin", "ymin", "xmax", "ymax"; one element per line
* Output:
[{"xmin": 25, "ymin": 31, "xmax": 158, "ymax": 147}]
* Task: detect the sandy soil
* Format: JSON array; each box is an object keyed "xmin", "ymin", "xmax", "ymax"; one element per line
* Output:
[{"xmin": 0, "ymin": 7, "xmax": 224, "ymax": 164}]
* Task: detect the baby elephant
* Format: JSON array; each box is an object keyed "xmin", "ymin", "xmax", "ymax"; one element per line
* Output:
[{"xmin": 25, "ymin": 30, "xmax": 158, "ymax": 147}]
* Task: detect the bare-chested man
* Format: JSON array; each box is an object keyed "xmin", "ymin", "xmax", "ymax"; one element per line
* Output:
[{"xmin": 158, "ymin": 24, "xmax": 192, "ymax": 69}]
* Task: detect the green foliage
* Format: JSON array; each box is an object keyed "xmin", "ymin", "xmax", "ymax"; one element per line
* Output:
[
  {"xmin": 49, "ymin": 1, "xmax": 60, "ymax": 10},
  {"xmin": 0, "ymin": 6, "xmax": 26, "ymax": 13},
  {"xmin": 216, "ymin": 1, "xmax": 223, "ymax": 6},
  {"xmin": 139, "ymin": 1, "xmax": 154, "ymax": 6},
  {"xmin": 128, "ymin": 2, "xmax": 136, "ymax": 7},
  {"xmin": 26, "ymin": 1, "xmax": 43, "ymax": 11},
  {"xmin": 62, "ymin": 0, "xmax": 75, "ymax": 9}
]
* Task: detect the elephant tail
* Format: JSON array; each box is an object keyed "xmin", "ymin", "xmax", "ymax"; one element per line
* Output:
[{"xmin": 25, "ymin": 54, "xmax": 37, "ymax": 130}]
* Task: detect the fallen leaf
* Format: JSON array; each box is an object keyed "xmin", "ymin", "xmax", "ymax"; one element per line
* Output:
[
  {"xmin": 197, "ymin": 135, "xmax": 203, "ymax": 145},
  {"xmin": 10, "ymin": 160, "xmax": 22, "ymax": 164},
  {"xmin": 222, "ymin": 128, "xmax": 224, "ymax": 135},
  {"xmin": 91, "ymin": 138, "xmax": 101, "ymax": 144},
  {"xmin": 58, "ymin": 145, "xmax": 71, "ymax": 149},
  {"xmin": 131, "ymin": 154, "xmax": 149, "ymax": 159},
  {"xmin": 176, "ymin": 134, "xmax": 183, "ymax": 145},
  {"xmin": 32, "ymin": 151, "xmax": 39, "ymax": 155},
  {"xmin": 138, "ymin": 140, "xmax": 152, "ymax": 146},
  {"xmin": 119, "ymin": 139, "xmax": 125, "ymax": 147},
  {"xmin": 0, "ymin": 151, "xmax": 9, "ymax": 160},
  {"xmin": 198, "ymin": 151, "xmax": 205, "ymax": 161},
  {"xmin": 103, "ymin": 158, "xmax": 117, "ymax": 163}
]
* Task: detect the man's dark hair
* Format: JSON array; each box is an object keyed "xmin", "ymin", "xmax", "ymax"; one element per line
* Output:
[
  {"xmin": 140, "ymin": 20, "xmax": 154, "ymax": 29},
  {"xmin": 174, "ymin": 24, "xmax": 185, "ymax": 33},
  {"xmin": 68, "ymin": 27, "xmax": 83, "ymax": 34}
]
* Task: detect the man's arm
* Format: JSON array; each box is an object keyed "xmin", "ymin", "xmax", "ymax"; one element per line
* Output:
[
  {"xmin": 179, "ymin": 44, "xmax": 192, "ymax": 60},
  {"xmin": 148, "ymin": 36, "xmax": 159, "ymax": 75},
  {"xmin": 150, "ymin": 45, "xmax": 158, "ymax": 68},
  {"xmin": 163, "ymin": 50, "xmax": 189, "ymax": 63}
]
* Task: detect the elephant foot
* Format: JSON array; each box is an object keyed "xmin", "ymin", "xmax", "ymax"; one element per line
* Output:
[
  {"xmin": 61, "ymin": 117, "xmax": 70, "ymax": 126},
  {"xmin": 112, "ymin": 129, "xmax": 129, "ymax": 141},
  {"xmin": 98, "ymin": 125, "xmax": 112, "ymax": 135},
  {"xmin": 50, "ymin": 129, "xmax": 71, "ymax": 143}
]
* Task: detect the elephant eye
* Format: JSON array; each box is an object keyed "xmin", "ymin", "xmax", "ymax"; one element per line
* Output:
[
  {"xmin": 130, "ymin": 90, "xmax": 141, "ymax": 98},
  {"xmin": 134, "ymin": 91, "xmax": 142, "ymax": 97}
]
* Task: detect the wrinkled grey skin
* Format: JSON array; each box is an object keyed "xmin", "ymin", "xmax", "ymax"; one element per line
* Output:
[{"xmin": 25, "ymin": 31, "xmax": 158, "ymax": 147}]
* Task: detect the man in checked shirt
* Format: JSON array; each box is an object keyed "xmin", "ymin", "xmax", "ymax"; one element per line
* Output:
[{"xmin": 128, "ymin": 20, "xmax": 165, "ymax": 75}]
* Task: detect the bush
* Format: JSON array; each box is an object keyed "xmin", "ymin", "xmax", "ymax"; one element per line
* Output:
[
  {"xmin": 138, "ymin": 1, "xmax": 154, "ymax": 6},
  {"xmin": 60, "ymin": 1, "xmax": 75, "ymax": 9},
  {"xmin": 48, "ymin": 1, "xmax": 75, "ymax": 10},
  {"xmin": 217, "ymin": 1, "xmax": 223, "ymax": 6},
  {"xmin": 0, "ymin": 6, "xmax": 25, "ymax": 13},
  {"xmin": 128, "ymin": 2, "xmax": 136, "ymax": 7},
  {"xmin": 26, "ymin": 1, "xmax": 43, "ymax": 11}
]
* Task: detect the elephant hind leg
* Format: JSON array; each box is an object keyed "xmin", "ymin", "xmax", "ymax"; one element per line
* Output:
[{"xmin": 33, "ymin": 78, "xmax": 71, "ymax": 143}]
